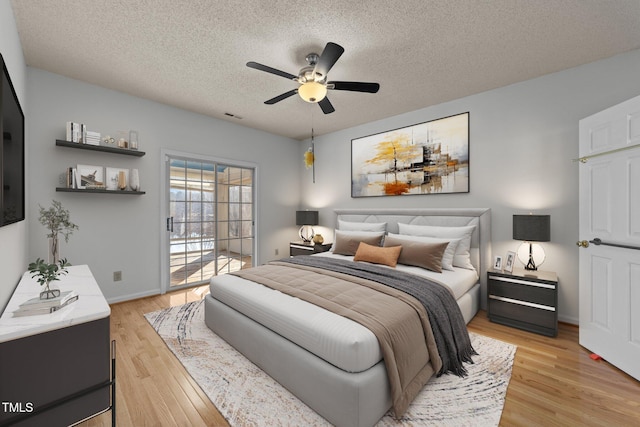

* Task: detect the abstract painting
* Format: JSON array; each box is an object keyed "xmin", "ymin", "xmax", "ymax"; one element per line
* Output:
[{"xmin": 352, "ymin": 112, "xmax": 469, "ymax": 197}]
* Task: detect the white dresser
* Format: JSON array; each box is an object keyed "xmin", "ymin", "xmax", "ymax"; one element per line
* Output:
[{"xmin": 0, "ymin": 265, "xmax": 113, "ymax": 426}]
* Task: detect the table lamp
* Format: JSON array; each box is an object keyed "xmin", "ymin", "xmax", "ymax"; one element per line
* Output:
[
  {"xmin": 513, "ymin": 214, "xmax": 550, "ymax": 271},
  {"xmin": 296, "ymin": 210, "xmax": 318, "ymax": 243}
]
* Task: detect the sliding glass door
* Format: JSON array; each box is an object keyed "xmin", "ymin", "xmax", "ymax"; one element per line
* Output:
[{"xmin": 165, "ymin": 155, "xmax": 255, "ymax": 290}]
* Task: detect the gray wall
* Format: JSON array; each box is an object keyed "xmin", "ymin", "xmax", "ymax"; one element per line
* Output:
[
  {"xmin": 4, "ymin": 0, "xmax": 640, "ymax": 322},
  {"xmin": 299, "ymin": 49, "xmax": 640, "ymax": 324},
  {"xmin": 26, "ymin": 69, "xmax": 300, "ymax": 302},
  {"xmin": 0, "ymin": 2, "xmax": 28, "ymax": 313}
]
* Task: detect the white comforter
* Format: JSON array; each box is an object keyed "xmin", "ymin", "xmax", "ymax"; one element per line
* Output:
[{"xmin": 209, "ymin": 252, "xmax": 478, "ymax": 374}]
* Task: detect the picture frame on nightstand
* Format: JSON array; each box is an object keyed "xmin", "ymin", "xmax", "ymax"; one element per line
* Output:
[
  {"xmin": 504, "ymin": 251, "xmax": 516, "ymax": 273},
  {"xmin": 493, "ymin": 255, "xmax": 503, "ymax": 271}
]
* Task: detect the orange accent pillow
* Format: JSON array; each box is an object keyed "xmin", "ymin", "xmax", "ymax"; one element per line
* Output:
[{"xmin": 354, "ymin": 242, "xmax": 402, "ymax": 267}]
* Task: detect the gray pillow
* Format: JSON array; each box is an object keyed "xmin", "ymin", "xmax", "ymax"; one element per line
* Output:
[
  {"xmin": 384, "ymin": 234, "xmax": 448, "ymax": 273},
  {"xmin": 333, "ymin": 230, "xmax": 385, "ymax": 256}
]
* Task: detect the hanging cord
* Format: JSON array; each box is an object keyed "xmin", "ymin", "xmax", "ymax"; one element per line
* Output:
[{"xmin": 311, "ymin": 126, "xmax": 315, "ymax": 183}]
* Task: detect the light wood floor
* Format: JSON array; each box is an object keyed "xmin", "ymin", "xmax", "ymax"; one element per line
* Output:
[{"xmin": 82, "ymin": 286, "xmax": 640, "ymax": 427}]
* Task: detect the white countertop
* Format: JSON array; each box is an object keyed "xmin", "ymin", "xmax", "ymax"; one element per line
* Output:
[{"xmin": 0, "ymin": 265, "xmax": 110, "ymax": 343}]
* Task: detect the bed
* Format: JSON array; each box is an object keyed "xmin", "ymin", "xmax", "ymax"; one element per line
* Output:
[{"xmin": 204, "ymin": 208, "xmax": 491, "ymax": 427}]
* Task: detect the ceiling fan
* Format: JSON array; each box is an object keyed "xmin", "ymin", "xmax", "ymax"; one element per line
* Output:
[{"xmin": 246, "ymin": 42, "xmax": 380, "ymax": 114}]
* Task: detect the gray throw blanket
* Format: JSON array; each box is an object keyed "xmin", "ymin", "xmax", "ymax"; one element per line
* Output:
[{"xmin": 281, "ymin": 255, "xmax": 476, "ymax": 377}]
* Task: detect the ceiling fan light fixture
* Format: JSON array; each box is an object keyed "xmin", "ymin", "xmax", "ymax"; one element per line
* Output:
[{"xmin": 298, "ymin": 82, "xmax": 327, "ymax": 103}]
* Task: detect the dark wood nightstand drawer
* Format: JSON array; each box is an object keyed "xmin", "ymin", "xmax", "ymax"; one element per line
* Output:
[
  {"xmin": 488, "ymin": 275, "xmax": 556, "ymax": 307},
  {"xmin": 489, "ymin": 296, "xmax": 556, "ymax": 326},
  {"xmin": 290, "ymin": 242, "xmax": 333, "ymax": 257}
]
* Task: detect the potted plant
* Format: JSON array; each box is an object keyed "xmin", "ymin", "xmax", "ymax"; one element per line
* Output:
[
  {"xmin": 38, "ymin": 200, "xmax": 78, "ymax": 263},
  {"xmin": 28, "ymin": 258, "xmax": 71, "ymax": 300}
]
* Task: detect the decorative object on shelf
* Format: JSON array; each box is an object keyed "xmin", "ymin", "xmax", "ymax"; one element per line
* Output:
[
  {"xmin": 129, "ymin": 168, "xmax": 140, "ymax": 191},
  {"xmin": 27, "ymin": 257, "xmax": 71, "ymax": 300},
  {"xmin": 351, "ymin": 112, "xmax": 469, "ymax": 197},
  {"xmin": 77, "ymin": 164, "xmax": 105, "ymax": 190},
  {"xmin": 493, "ymin": 255, "xmax": 503, "ymax": 271},
  {"xmin": 117, "ymin": 171, "xmax": 127, "ymax": 190},
  {"xmin": 513, "ymin": 214, "xmax": 551, "ymax": 271},
  {"xmin": 38, "ymin": 200, "xmax": 78, "ymax": 264},
  {"xmin": 296, "ymin": 210, "xmax": 318, "ymax": 243},
  {"xmin": 312, "ymin": 234, "xmax": 324, "ymax": 244},
  {"xmin": 129, "ymin": 130, "xmax": 139, "ymax": 150},
  {"xmin": 106, "ymin": 167, "xmax": 129, "ymax": 191},
  {"xmin": 101, "ymin": 135, "xmax": 116, "ymax": 147}
]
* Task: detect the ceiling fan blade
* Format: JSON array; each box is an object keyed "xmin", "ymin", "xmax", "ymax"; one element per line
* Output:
[
  {"xmin": 247, "ymin": 61, "xmax": 297, "ymax": 80},
  {"xmin": 265, "ymin": 89, "xmax": 298, "ymax": 104},
  {"xmin": 318, "ymin": 97, "xmax": 335, "ymax": 114},
  {"xmin": 328, "ymin": 81, "xmax": 380, "ymax": 93},
  {"xmin": 314, "ymin": 42, "xmax": 344, "ymax": 78}
]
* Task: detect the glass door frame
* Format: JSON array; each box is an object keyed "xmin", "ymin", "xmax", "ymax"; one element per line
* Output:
[{"xmin": 160, "ymin": 149, "xmax": 259, "ymax": 294}]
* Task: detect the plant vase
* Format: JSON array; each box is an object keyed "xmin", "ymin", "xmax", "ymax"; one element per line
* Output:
[
  {"xmin": 40, "ymin": 280, "xmax": 61, "ymax": 300},
  {"xmin": 48, "ymin": 236, "xmax": 60, "ymax": 264}
]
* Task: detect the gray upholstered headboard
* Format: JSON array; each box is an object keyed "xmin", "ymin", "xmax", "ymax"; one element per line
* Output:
[{"xmin": 334, "ymin": 208, "xmax": 492, "ymax": 309}]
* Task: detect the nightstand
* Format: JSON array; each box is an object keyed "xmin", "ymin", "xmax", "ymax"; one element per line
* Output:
[
  {"xmin": 289, "ymin": 241, "xmax": 333, "ymax": 257},
  {"xmin": 487, "ymin": 268, "xmax": 558, "ymax": 337}
]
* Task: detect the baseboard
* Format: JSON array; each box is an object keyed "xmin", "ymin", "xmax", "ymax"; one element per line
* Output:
[
  {"xmin": 106, "ymin": 289, "xmax": 160, "ymax": 305},
  {"xmin": 558, "ymin": 314, "xmax": 578, "ymax": 326}
]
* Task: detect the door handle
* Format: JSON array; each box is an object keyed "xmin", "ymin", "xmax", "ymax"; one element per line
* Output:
[
  {"xmin": 576, "ymin": 240, "xmax": 589, "ymax": 248},
  {"xmin": 166, "ymin": 217, "xmax": 174, "ymax": 232}
]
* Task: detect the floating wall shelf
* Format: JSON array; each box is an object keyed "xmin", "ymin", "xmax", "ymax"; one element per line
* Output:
[
  {"xmin": 55, "ymin": 188, "xmax": 145, "ymax": 195},
  {"xmin": 55, "ymin": 139, "xmax": 146, "ymax": 157}
]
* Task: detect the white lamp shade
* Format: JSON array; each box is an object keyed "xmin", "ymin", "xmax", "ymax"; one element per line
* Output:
[{"xmin": 298, "ymin": 82, "xmax": 327, "ymax": 103}]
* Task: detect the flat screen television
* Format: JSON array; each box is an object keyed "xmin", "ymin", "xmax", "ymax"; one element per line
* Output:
[{"xmin": 0, "ymin": 52, "xmax": 25, "ymax": 227}]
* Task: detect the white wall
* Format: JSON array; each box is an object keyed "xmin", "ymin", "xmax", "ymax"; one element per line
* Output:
[
  {"xmin": 0, "ymin": 2, "xmax": 28, "ymax": 313},
  {"xmin": 27, "ymin": 69, "xmax": 300, "ymax": 302},
  {"xmin": 300, "ymin": 49, "xmax": 640, "ymax": 324}
]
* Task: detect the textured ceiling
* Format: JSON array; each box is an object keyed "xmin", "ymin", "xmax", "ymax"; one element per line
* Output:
[{"xmin": 10, "ymin": 0, "xmax": 640, "ymax": 140}]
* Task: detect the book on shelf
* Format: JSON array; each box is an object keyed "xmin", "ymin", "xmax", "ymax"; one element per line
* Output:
[
  {"xmin": 13, "ymin": 291, "xmax": 79, "ymax": 317},
  {"xmin": 65, "ymin": 122, "xmax": 88, "ymax": 143},
  {"xmin": 59, "ymin": 167, "xmax": 78, "ymax": 188},
  {"xmin": 85, "ymin": 130, "xmax": 101, "ymax": 146}
]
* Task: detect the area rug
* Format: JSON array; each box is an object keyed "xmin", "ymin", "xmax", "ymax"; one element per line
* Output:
[{"xmin": 145, "ymin": 300, "xmax": 516, "ymax": 426}]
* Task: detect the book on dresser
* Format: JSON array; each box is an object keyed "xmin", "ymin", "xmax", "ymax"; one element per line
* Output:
[{"xmin": 13, "ymin": 290, "xmax": 79, "ymax": 317}]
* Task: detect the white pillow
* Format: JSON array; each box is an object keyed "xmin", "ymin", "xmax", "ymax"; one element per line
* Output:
[
  {"xmin": 386, "ymin": 233, "xmax": 460, "ymax": 271},
  {"xmin": 338, "ymin": 220, "xmax": 387, "ymax": 232},
  {"xmin": 397, "ymin": 223, "xmax": 476, "ymax": 270}
]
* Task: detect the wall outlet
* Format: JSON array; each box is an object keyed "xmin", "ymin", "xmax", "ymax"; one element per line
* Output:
[{"xmin": 113, "ymin": 271, "xmax": 122, "ymax": 282}]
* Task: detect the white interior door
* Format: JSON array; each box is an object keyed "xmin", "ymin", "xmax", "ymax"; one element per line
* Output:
[{"xmin": 578, "ymin": 95, "xmax": 640, "ymax": 381}]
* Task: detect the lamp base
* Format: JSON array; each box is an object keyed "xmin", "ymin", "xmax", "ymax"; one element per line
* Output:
[
  {"xmin": 524, "ymin": 257, "xmax": 537, "ymax": 271},
  {"xmin": 517, "ymin": 242, "xmax": 545, "ymax": 271},
  {"xmin": 299, "ymin": 226, "xmax": 315, "ymax": 243}
]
